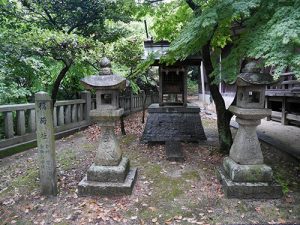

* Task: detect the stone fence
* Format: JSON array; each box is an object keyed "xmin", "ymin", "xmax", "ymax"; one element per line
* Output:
[{"xmin": 0, "ymin": 91, "xmax": 158, "ymax": 158}]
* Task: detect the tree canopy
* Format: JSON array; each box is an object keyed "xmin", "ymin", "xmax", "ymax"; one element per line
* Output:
[
  {"xmin": 0, "ymin": 0, "xmax": 139, "ymax": 103},
  {"xmin": 163, "ymin": 0, "xmax": 300, "ymax": 81}
]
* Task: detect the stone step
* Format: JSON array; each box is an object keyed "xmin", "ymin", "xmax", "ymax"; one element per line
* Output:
[{"xmin": 87, "ymin": 157, "xmax": 130, "ymax": 183}]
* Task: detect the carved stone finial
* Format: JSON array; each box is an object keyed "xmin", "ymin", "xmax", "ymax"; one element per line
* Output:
[{"xmin": 99, "ymin": 57, "xmax": 112, "ymax": 75}]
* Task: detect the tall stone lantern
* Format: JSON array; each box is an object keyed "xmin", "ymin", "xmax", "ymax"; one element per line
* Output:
[
  {"xmin": 78, "ymin": 57, "xmax": 137, "ymax": 196},
  {"xmin": 217, "ymin": 61, "xmax": 282, "ymax": 199}
]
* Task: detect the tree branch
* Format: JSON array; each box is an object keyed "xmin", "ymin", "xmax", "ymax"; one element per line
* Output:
[
  {"xmin": 51, "ymin": 61, "xmax": 73, "ymax": 105},
  {"xmin": 185, "ymin": 0, "xmax": 200, "ymax": 11}
]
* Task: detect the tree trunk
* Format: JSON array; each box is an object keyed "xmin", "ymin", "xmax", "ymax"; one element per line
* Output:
[
  {"xmin": 120, "ymin": 115, "xmax": 126, "ymax": 135},
  {"xmin": 202, "ymin": 43, "xmax": 233, "ymax": 154},
  {"xmin": 142, "ymin": 93, "xmax": 147, "ymax": 124},
  {"xmin": 51, "ymin": 62, "xmax": 72, "ymax": 106}
]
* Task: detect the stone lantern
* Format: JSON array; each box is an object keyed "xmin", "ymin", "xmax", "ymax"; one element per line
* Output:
[
  {"xmin": 217, "ymin": 61, "xmax": 282, "ymax": 199},
  {"xmin": 78, "ymin": 57, "xmax": 137, "ymax": 196}
]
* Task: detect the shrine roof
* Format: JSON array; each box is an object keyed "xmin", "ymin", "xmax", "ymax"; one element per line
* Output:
[{"xmin": 143, "ymin": 40, "xmax": 202, "ymax": 66}]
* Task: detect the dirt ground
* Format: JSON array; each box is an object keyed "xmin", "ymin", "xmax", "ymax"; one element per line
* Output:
[{"xmin": 0, "ymin": 112, "xmax": 300, "ymax": 225}]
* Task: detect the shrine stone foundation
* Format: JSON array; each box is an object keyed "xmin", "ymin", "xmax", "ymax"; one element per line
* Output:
[{"xmin": 141, "ymin": 104, "xmax": 206, "ymax": 143}]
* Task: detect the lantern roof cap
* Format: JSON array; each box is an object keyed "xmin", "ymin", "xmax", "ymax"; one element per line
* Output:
[
  {"xmin": 81, "ymin": 75, "xmax": 126, "ymax": 90},
  {"xmin": 237, "ymin": 61, "xmax": 277, "ymax": 86},
  {"xmin": 81, "ymin": 57, "xmax": 126, "ymax": 90}
]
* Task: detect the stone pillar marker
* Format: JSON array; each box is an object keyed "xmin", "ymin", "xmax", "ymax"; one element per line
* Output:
[
  {"xmin": 217, "ymin": 61, "xmax": 282, "ymax": 199},
  {"xmin": 35, "ymin": 91, "xmax": 58, "ymax": 196}
]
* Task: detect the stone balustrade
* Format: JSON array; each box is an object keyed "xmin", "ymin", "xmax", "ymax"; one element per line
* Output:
[
  {"xmin": 0, "ymin": 91, "xmax": 158, "ymax": 158},
  {"xmin": 0, "ymin": 91, "xmax": 91, "ymax": 157}
]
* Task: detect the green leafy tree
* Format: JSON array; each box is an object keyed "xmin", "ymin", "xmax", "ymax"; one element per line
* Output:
[
  {"xmin": 143, "ymin": 0, "xmax": 300, "ymax": 153},
  {"xmin": 0, "ymin": 0, "xmax": 136, "ymax": 103}
]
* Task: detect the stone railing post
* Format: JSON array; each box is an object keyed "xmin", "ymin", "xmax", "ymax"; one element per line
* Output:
[
  {"xmin": 28, "ymin": 109, "xmax": 36, "ymax": 132},
  {"xmin": 130, "ymin": 92, "xmax": 134, "ymax": 111},
  {"xmin": 58, "ymin": 106, "xmax": 64, "ymax": 126},
  {"xmin": 35, "ymin": 91, "xmax": 58, "ymax": 196},
  {"xmin": 16, "ymin": 110, "xmax": 26, "ymax": 135},
  {"xmin": 81, "ymin": 91, "xmax": 91, "ymax": 122},
  {"xmin": 65, "ymin": 105, "xmax": 71, "ymax": 124},
  {"xmin": 71, "ymin": 104, "xmax": 78, "ymax": 122},
  {"xmin": 4, "ymin": 112, "xmax": 14, "ymax": 138}
]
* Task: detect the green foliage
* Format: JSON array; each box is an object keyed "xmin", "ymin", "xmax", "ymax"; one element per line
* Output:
[
  {"xmin": 163, "ymin": 0, "xmax": 300, "ymax": 82},
  {"xmin": 151, "ymin": 1, "xmax": 193, "ymax": 41},
  {"xmin": 187, "ymin": 79, "xmax": 198, "ymax": 95},
  {"xmin": 111, "ymin": 36, "xmax": 144, "ymax": 76},
  {"xmin": 0, "ymin": 0, "xmax": 138, "ymax": 103},
  {"xmin": 126, "ymin": 53, "xmax": 157, "ymax": 94}
]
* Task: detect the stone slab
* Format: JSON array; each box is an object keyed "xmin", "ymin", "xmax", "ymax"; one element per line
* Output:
[
  {"xmin": 81, "ymin": 74, "xmax": 126, "ymax": 90},
  {"xmin": 141, "ymin": 104, "xmax": 206, "ymax": 143},
  {"xmin": 78, "ymin": 168, "xmax": 137, "ymax": 196},
  {"xmin": 87, "ymin": 157, "xmax": 130, "ymax": 182},
  {"xmin": 229, "ymin": 106, "xmax": 271, "ymax": 120},
  {"xmin": 217, "ymin": 167, "xmax": 282, "ymax": 199},
  {"xmin": 223, "ymin": 157, "xmax": 273, "ymax": 182},
  {"xmin": 165, "ymin": 141, "xmax": 184, "ymax": 162},
  {"xmin": 89, "ymin": 108, "xmax": 124, "ymax": 121},
  {"xmin": 148, "ymin": 103, "xmax": 200, "ymax": 113}
]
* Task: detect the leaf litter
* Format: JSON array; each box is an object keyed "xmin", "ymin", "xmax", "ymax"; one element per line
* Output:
[{"xmin": 0, "ymin": 111, "xmax": 299, "ymax": 224}]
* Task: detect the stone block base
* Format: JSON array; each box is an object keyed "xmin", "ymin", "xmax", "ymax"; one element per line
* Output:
[
  {"xmin": 87, "ymin": 157, "xmax": 130, "ymax": 182},
  {"xmin": 78, "ymin": 168, "xmax": 137, "ymax": 196},
  {"xmin": 141, "ymin": 104, "xmax": 206, "ymax": 143},
  {"xmin": 217, "ymin": 167, "xmax": 282, "ymax": 199},
  {"xmin": 223, "ymin": 157, "xmax": 273, "ymax": 182}
]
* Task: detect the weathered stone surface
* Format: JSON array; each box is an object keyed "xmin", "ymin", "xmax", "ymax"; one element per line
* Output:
[
  {"xmin": 229, "ymin": 106, "xmax": 271, "ymax": 120},
  {"xmin": 229, "ymin": 118, "xmax": 264, "ymax": 165},
  {"xmin": 81, "ymin": 75, "xmax": 126, "ymax": 90},
  {"xmin": 87, "ymin": 157, "xmax": 130, "ymax": 183},
  {"xmin": 78, "ymin": 168, "xmax": 137, "ymax": 196},
  {"xmin": 218, "ymin": 61, "xmax": 282, "ymax": 199},
  {"xmin": 94, "ymin": 126, "xmax": 122, "ymax": 166},
  {"xmin": 79, "ymin": 58, "xmax": 137, "ymax": 196},
  {"xmin": 4, "ymin": 111, "xmax": 14, "ymax": 138},
  {"xmin": 141, "ymin": 104, "xmax": 206, "ymax": 143},
  {"xmin": 90, "ymin": 108, "xmax": 124, "ymax": 123},
  {"xmin": 147, "ymin": 104, "xmax": 200, "ymax": 113},
  {"xmin": 166, "ymin": 141, "xmax": 184, "ymax": 162},
  {"xmin": 223, "ymin": 157, "xmax": 273, "ymax": 182},
  {"xmin": 35, "ymin": 91, "xmax": 57, "ymax": 196},
  {"xmin": 217, "ymin": 167, "xmax": 282, "ymax": 199}
]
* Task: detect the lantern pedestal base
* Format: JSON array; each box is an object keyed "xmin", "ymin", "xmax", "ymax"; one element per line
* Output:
[
  {"xmin": 78, "ymin": 167, "xmax": 137, "ymax": 196},
  {"xmin": 217, "ymin": 167, "xmax": 282, "ymax": 199}
]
